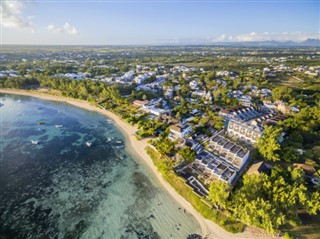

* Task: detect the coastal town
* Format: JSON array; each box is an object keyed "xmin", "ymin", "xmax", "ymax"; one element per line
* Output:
[{"xmin": 1, "ymin": 45, "xmax": 320, "ymax": 239}]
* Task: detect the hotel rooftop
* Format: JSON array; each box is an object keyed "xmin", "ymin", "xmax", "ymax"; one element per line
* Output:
[
  {"xmin": 194, "ymin": 148, "xmax": 239, "ymax": 184},
  {"xmin": 192, "ymin": 131, "xmax": 250, "ymax": 185},
  {"xmin": 208, "ymin": 133, "xmax": 250, "ymax": 169}
]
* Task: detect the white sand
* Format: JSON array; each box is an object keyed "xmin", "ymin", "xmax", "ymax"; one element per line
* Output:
[{"xmin": 0, "ymin": 88, "xmax": 278, "ymax": 239}]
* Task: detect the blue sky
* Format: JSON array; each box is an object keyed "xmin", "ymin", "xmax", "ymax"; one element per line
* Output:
[{"xmin": 1, "ymin": 0, "xmax": 319, "ymax": 45}]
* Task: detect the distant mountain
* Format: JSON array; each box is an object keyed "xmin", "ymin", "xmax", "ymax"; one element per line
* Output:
[
  {"xmin": 211, "ymin": 39, "xmax": 320, "ymax": 47},
  {"xmin": 300, "ymin": 38, "xmax": 320, "ymax": 46}
]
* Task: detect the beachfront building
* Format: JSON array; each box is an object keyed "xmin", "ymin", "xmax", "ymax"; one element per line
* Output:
[
  {"xmin": 227, "ymin": 120, "xmax": 263, "ymax": 144},
  {"xmin": 208, "ymin": 134, "xmax": 250, "ymax": 169},
  {"xmin": 169, "ymin": 123, "xmax": 192, "ymax": 139},
  {"xmin": 250, "ymin": 114, "xmax": 287, "ymax": 127},
  {"xmin": 138, "ymin": 98, "xmax": 171, "ymax": 116},
  {"xmin": 226, "ymin": 111, "xmax": 286, "ymax": 144},
  {"xmin": 219, "ymin": 106, "xmax": 261, "ymax": 121},
  {"xmin": 191, "ymin": 131, "xmax": 250, "ymax": 185},
  {"xmin": 193, "ymin": 149, "xmax": 238, "ymax": 184},
  {"xmin": 148, "ymin": 107, "xmax": 168, "ymax": 116},
  {"xmin": 133, "ymin": 100, "xmax": 149, "ymax": 107}
]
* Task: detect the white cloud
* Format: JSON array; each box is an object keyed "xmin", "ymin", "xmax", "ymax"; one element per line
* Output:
[
  {"xmin": 216, "ymin": 34, "xmax": 226, "ymax": 42},
  {"xmin": 1, "ymin": 0, "xmax": 34, "ymax": 30},
  {"xmin": 47, "ymin": 22, "xmax": 78, "ymax": 35},
  {"xmin": 215, "ymin": 32, "xmax": 320, "ymax": 42}
]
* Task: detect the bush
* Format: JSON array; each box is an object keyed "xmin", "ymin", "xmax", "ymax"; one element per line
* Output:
[{"xmin": 283, "ymin": 232, "xmax": 295, "ymax": 239}]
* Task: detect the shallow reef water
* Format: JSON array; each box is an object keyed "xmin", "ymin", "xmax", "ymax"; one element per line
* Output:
[{"xmin": 0, "ymin": 94, "xmax": 201, "ymax": 239}]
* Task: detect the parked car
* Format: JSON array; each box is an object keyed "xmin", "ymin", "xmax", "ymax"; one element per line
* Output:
[{"xmin": 311, "ymin": 177, "xmax": 320, "ymax": 186}]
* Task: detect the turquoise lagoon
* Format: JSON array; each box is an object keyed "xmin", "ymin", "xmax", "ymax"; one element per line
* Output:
[{"xmin": 0, "ymin": 94, "xmax": 201, "ymax": 239}]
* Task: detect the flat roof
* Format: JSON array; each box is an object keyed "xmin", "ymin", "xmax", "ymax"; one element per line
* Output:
[
  {"xmin": 220, "ymin": 105, "xmax": 246, "ymax": 114},
  {"xmin": 217, "ymin": 138, "xmax": 228, "ymax": 146},
  {"xmin": 237, "ymin": 149, "xmax": 247, "ymax": 158},
  {"xmin": 201, "ymin": 157, "xmax": 212, "ymax": 166},
  {"xmin": 230, "ymin": 145, "xmax": 241, "ymax": 154},
  {"xmin": 217, "ymin": 163, "xmax": 228, "ymax": 171},
  {"xmin": 233, "ymin": 158, "xmax": 242, "ymax": 167},
  {"xmin": 224, "ymin": 141, "xmax": 235, "ymax": 150},
  {"xmin": 208, "ymin": 158, "xmax": 220, "ymax": 169},
  {"xmin": 211, "ymin": 135, "xmax": 222, "ymax": 143},
  {"xmin": 221, "ymin": 168, "xmax": 236, "ymax": 180}
]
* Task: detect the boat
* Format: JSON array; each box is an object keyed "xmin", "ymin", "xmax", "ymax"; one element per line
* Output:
[
  {"xmin": 107, "ymin": 119, "xmax": 114, "ymax": 124},
  {"xmin": 107, "ymin": 137, "xmax": 112, "ymax": 142},
  {"xmin": 115, "ymin": 140, "xmax": 124, "ymax": 148},
  {"xmin": 55, "ymin": 124, "xmax": 63, "ymax": 128},
  {"xmin": 37, "ymin": 121, "xmax": 45, "ymax": 125},
  {"xmin": 119, "ymin": 154, "xmax": 126, "ymax": 160},
  {"xmin": 16, "ymin": 100, "xmax": 22, "ymax": 103},
  {"xmin": 86, "ymin": 142, "xmax": 92, "ymax": 147},
  {"xmin": 31, "ymin": 140, "xmax": 39, "ymax": 145},
  {"xmin": 37, "ymin": 107, "xmax": 43, "ymax": 110}
]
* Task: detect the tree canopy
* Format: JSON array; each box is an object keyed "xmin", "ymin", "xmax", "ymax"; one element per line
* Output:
[
  {"xmin": 231, "ymin": 167, "xmax": 320, "ymax": 233},
  {"xmin": 208, "ymin": 180, "xmax": 231, "ymax": 210},
  {"xmin": 256, "ymin": 126, "xmax": 282, "ymax": 161}
]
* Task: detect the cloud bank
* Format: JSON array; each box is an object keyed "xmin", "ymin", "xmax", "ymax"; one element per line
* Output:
[
  {"xmin": 215, "ymin": 32, "xmax": 320, "ymax": 42},
  {"xmin": 1, "ymin": 0, "xmax": 34, "ymax": 30},
  {"xmin": 47, "ymin": 23, "xmax": 78, "ymax": 35}
]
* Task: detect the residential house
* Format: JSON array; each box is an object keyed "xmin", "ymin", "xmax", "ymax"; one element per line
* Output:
[
  {"xmin": 147, "ymin": 106, "xmax": 168, "ymax": 116},
  {"xmin": 189, "ymin": 80, "xmax": 199, "ymax": 90},
  {"xmin": 247, "ymin": 161, "xmax": 270, "ymax": 175},
  {"xmin": 293, "ymin": 163, "xmax": 316, "ymax": 177},
  {"xmin": 133, "ymin": 100, "xmax": 149, "ymax": 107},
  {"xmin": 164, "ymin": 86, "xmax": 174, "ymax": 99},
  {"xmin": 169, "ymin": 123, "xmax": 192, "ymax": 139},
  {"xmin": 276, "ymin": 101, "xmax": 291, "ymax": 114},
  {"xmin": 134, "ymin": 74, "xmax": 148, "ymax": 84},
  {"xmin": 239, "ymin": 95, "xmax": 253, "ymax": 107}
]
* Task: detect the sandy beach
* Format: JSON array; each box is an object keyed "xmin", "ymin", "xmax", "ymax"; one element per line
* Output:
[{"xmin": 0, "ymin": 88, "xmax": 278, "ymax": 239}]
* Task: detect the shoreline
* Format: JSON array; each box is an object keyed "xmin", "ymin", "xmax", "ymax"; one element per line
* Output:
[{"xmin": 0, "ymin": 88, "xmax": 277, "ymax": 239}]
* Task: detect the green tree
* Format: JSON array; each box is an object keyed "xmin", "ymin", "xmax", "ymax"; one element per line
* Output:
[
  {"xmin": 232, "ymin": 174, "xmax": 286, "ymax": 233},
  {"xmin": 198, "ymin": 117, "xmax": 209, "ymax": 126},
  {"xmin": 179, "ymin": 147, "xmax": 196, "ymax": 163},
  {"xmin": 272, "ymin": 86, "xmax": 293, "ymax": 102},
  {"xmin": 256, "ymin": 126, "xmax": 282, "ymax": 161},
  {"xmin": 208, "ymin": 180, "xmax": 231, "ymax": 210},
  {"xmin": 153, "ymin": 138, "xmax": 175, "ymax": 155},
  {"xmin": 306, "ymin": 191, "xmax": 320, "ymax": 215},
  {"xmin": 142, "ymin": 94, "xmax": 148, "ymax": 100}
]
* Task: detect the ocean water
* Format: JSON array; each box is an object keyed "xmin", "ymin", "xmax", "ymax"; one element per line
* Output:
[{"xmin": 0, "ymin": 94, "xmax": 201, "ymax": 239}]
